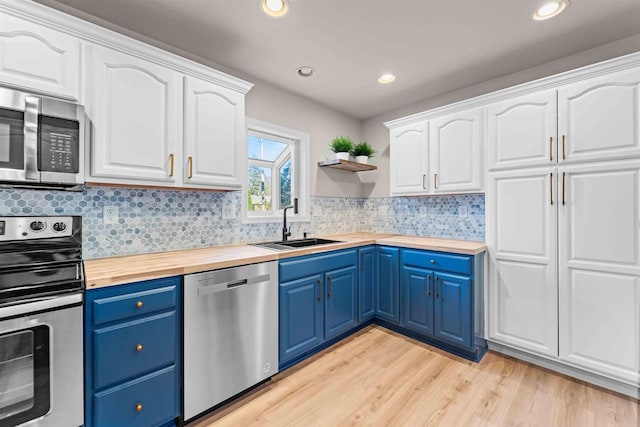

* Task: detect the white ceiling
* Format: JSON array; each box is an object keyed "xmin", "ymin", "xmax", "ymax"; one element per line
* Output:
[{"xmin": 36, "ymin": 0, "xmax": 640, "ymax": 119}]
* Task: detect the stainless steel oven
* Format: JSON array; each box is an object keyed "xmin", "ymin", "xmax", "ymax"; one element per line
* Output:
[
  {"xmin": 0, "ymin": 216, "xmax": 84, "ymax": 427},
  {"xmin": 0, "ymin": 87, "xmax": 84, "ymax": 190}
]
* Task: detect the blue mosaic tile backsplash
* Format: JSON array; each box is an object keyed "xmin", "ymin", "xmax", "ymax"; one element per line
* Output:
[{"xmin": 0, "ymin": 187, "xmax": 484, "ymax": 259}]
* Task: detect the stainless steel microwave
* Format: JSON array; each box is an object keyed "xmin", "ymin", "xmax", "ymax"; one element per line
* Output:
[{"xmin": 0, "ymin": 87, "xmax": 85, "ymax": 190}]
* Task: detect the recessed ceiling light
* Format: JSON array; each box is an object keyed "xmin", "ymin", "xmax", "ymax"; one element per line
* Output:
[
  {"xmin": 262, "ymin": 0, "xmax": 288, "ymax": 17},
  {"xmin": 532, "ymin": 1, "xmax": 568, "ymax": 21},
  {"xmin": 296, "ymin": 66, "xmax": 315, "ymax": 78},
  {"xmin": 377, "ymin": 73, "xmax": 396, "ymax": 84}
]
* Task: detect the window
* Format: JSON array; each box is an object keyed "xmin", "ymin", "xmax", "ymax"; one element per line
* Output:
[{"xmin": 243, "ymin": 118, "xmax": 310, "ymax": 223}]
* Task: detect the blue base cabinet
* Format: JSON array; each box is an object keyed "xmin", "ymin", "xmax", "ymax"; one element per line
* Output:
[
  {"xmin": 278, "ymin": 244, "xmax": 487, "ymax": 371},
  {"xmin": 85, "ymin": 276, "xmax": 182, "ymax": 427},
  {"xmin": 400, "ymin": 248, "xmax": 484, "ymax": 359},
  {"xmin": 358, "ymin": 246, "xmax": 375, "ymax": 322},
  {"xmin": 279, "ymin": 249, "xmax": 359, "ymax": 368},
  {"xmin": 375, "ymin": 247, "xmax": 400, "ymax": 324}
]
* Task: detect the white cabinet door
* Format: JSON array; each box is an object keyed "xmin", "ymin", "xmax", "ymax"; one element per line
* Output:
[
  {"xmin": 558, "ymin": 160, "xmax": 640, "ymax": 385},
  {"xmin": 0, "ymin": 12, "xmax": 80, "ymax": 100},
  {"xmin": 558, "ymin": 67, "xmax": 640, "ymax": 164},
  {"xmin": 487, "ymin": 91, "xmax": 557, "ymax": 171},
  {"xmin": 430, "ymin": 108, "xmax": 483, "ymax": 193},
  {"xmin": 487, "ymin": 167, "xmax": 558, "ymax": 357},
  {"xmin": 389, "ymin": 121, "xmax": 429, "ymax": 195},
  {"xmin": 86, "ymin": 45, "xmax": 181, "ymax": 185},
  {"xmin": 183, "ymin": 76, "xmax": 243, "ymax": 189}
]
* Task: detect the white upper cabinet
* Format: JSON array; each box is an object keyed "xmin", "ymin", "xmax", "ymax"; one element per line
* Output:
[
  {"xmin": 86, "ymin": 44, "xmax": 182, "ymax": 185},
  {"xmin": 183, "ymin": 76, "xmax": 243, "ymax": 189},
  {"xmin": 487, "ymin": 91, "xmax": 557, "ymax": 171},
  {"xmin": 390, "ymin": 121, "xmax": 429, "ymax": 195},
  {"xmin": 558, "ymin": 67, "xmax": 640, "ymax": 163},
  {"xmin": 430, "ymin": 108, "xmax": 483, "ymax": 193},
  {"xmin": 0, "ymin": 12, "xmax": 80, "ymax": 100},
  {"xmin": 558, "ymin": 160, "xmax": 640, "ymax": 385}
]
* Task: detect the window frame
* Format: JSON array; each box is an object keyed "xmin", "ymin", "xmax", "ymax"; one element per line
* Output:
[{"xmin": 242, "ymin": 118, "xmax": 310, "ymax": 224}]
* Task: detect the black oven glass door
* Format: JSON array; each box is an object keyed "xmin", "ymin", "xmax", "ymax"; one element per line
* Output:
[
  {"xmin": 0, "ymin": 108, "xmax": 25, "ymax": 171},
  {"xmin": 0, "ymin": 325, "xmax": 50, "ymax": 427}
]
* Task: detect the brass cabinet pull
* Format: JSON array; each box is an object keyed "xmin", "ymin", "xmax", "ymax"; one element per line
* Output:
[
  {"xmin": 316, "ymin": 279, "xmax": 322, "ymax": 302},
  {"xmin": 136, "ymin": 403, "xmax": 143, "ymax": 412},
  {"xmin": 434, "ymin": 173, "xmax": 438, "ymax": 190},
  {"xmin": 136, "ymin": 301, "xmax": 143, "ymax": 309},
  {"xmin": 169, "ymin": 153, "xmax": 174, "ymax": 177},
  {"xmin": 562, "ymin": 172, "xmax": 566, "ymax": 205},
  {"xmin": 550, "ymin": 173, "xmax": 553, "ymax": 206},
  {"xmin": 188, "ymin": 156, "xmax": 193, "ymax": 179},
  {"xmin": 427, "ymin": 275, "xmax": 432, "ymax": 296},
  {"xmin": 327, "ymin": 276, "xmax": 332, "ymax": 298},
  {"xmin": 562, "ymin": 135, "xmax": 566, "ymax": 160},
  {"xmin": 435, "ymin": 276, "xmax": 440, "ymax": 298},
  {"xmin": 422, "ymin": 174, "xmax": 427, "ymax": 189},
  {"xmin": 136, "ymin": 344, "xmax": 143, "ymax": 352},
  {"xmin": 549, "ymin": 137, "xmax": 553, "ymax": 161}
]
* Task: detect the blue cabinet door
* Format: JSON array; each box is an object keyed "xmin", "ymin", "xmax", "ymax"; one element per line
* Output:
[
  {"xmin": 434, "ymin": 272, "xmax": 472, "ymax": 349},
  {"xmin": 324, "ymin": 266, "xmax": 358, "ymax": 339},
  {"xmin": 401, "ymin": 266, "xmax": 434, "ymax": 336},
  {"xmin": 279, "ymin": 274, "xmax": 324, "ymax": 364},
  {"xmin": 375, "ymin": 247, "xmax": 400, "ymax": 324},
  {"xmin": 358, "ymin": 247, "xmax": 375, "ymax": 322}
]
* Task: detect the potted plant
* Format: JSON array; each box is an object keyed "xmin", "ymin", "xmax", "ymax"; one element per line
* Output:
[
  {"xmin": 329, "ymin": 136, "xmax": 354, "ymax": 161},
  {"xmin": 350, "ymin": 141, "xmax": 376, "ymax": 164}
]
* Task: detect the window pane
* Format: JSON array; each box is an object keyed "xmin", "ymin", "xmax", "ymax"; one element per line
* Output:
[
  {"xmin": 248, "ymin": 135, "xmax": 288, "ymax": 162},
  {"xmin": 248, "ymin": 166, "xmax": 272, "ymax": 211},
  {"xmin": 279, "ymin": 158, "xmax": 292, "ymax": 209}
]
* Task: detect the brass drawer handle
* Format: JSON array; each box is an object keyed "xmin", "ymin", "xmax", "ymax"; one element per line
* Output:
[
  {"xmin": 562, "ymin": 135, "xmax": 566, "ymax": 160},
  {"xmin": 434, "ymin": 173, "xmax": 438, "ymax": 190},
  {"xmin": 136, "ymin": 403, "xmax": 143, "ymax": 412},
  {"xmin": 136, "ymin": 301, "xmax": 143, "ymax": 309},
  {"xmin": 188, "ymin": 156, "xmax": 193, "ymax": 179},
  {"xmin": 422, "ymin": 174, "xmax": 427, "ymax": 189},
  {"xmin": 169, "ymin": 153, "xmax": 174, "ymax": 177},
  {"xmin": 562, "ymin": 172, "xmax": 566, "ymax": 205},
  {"xmin": 550, "ymin": 172, "xmax": 553, "ymax": 206},
  {"xmin": 136, "ymin": 344, "xmax": 143, "ymax": 352},
  {"xmin": 549, "ymin": 137, "xmax": 553, "ymax": 161}
]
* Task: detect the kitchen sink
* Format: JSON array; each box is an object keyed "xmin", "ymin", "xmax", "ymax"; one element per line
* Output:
[{"xmin": 250, "ymin": 238, "xmax": 341, "ymax": 251}]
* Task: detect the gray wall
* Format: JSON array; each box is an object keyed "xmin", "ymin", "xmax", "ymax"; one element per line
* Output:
[{"xmin": 361, "ymin": 34, "xmax": 640, "ymax": 198}]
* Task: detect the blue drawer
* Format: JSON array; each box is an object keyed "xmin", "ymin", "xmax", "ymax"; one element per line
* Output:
[
  {"xmin": 92, "ymin": 281, "xmax": 177, "ymax": 325},
  {"xmin": 93, "ymin": 366, "xmax": 177, "ymax": 427},
  {"xmin": 401, "ymin": 249, "xmax": 472, "ymax": 275},
  {"xmin": 93, "ymin": 312, "xmax": 176, "ymax": 390},
  {"xmin": 280, "ymin": 249, "xmax": 357, "ymax": 282}
]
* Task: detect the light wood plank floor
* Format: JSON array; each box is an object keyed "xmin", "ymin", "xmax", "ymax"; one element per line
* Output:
[{"xmin": 190, "ymin": 325, "xmax": 639, "ymax": 427}]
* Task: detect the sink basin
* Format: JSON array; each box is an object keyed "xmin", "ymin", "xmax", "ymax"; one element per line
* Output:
[{"xmin": 251, "ymin": 238, "xmax": 341, "ymax": 251}]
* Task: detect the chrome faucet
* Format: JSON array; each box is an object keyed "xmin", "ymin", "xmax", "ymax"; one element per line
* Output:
[{"xmin": 282, "ymin": 198, "xmax": 298, "ymax": 241}]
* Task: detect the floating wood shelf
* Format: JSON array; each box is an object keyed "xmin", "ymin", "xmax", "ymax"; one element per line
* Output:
[{"xmin": 318, "ymin": 159, "xmax": 377, "ymax": 172}]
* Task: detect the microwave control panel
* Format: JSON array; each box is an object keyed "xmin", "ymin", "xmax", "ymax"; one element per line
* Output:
[{"xmin": 38, "ymin": 115, "xmax": 80, "ymax": 173}]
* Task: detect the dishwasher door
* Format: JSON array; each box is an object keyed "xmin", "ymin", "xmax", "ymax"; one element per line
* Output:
[{"xmin": 183, "ymin": 261, "xmax": 279, "ymax": 421}]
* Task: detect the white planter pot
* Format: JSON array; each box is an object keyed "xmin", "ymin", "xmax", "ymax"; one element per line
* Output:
[
  {"xmin": 355, "ymin": 155, "xmax": 369, "ymax": 164},
  {"xmin": 335, "ymin": 152, "xmax": 350, "ymax": 161}
]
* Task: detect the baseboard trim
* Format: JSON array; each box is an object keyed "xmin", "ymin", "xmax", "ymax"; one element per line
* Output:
[{"xmin": 488, "ymin": 341, "xmax": 640, "ymax": 400}]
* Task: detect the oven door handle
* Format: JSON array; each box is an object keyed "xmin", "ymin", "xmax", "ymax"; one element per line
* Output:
[{"xmin": 0, "ymin": 292, "xmax": 82, "ymax": 319}]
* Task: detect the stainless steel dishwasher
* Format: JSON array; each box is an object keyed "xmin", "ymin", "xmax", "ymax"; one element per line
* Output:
[{"xmin": 183, "ymin": 261, "xmax": 279, "ymax": 421}]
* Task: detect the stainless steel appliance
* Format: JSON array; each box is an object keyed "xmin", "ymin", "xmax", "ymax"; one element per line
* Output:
[
  {"xmin": 183, "ymin": 262, "xmax": 278, "ymax": 422},
  {"xmin": 0, "ymin": 216, "xmax": 84, "ymax": 427},
  {"xmin": 0, "ymin": 87, "xmax": 85, "ymax": 190}
]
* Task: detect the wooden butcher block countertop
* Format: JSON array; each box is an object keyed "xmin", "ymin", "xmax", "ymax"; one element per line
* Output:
[{"xmin": 84, "ymin": 232, "xmax": 485, "ymax": 289}]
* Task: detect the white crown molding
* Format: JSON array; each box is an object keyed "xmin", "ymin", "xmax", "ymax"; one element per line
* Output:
[
  {"xmin": 0, "ymin": 0, "xmax": 254, "ymax": 94},
  {"xmin": 385, "ymin": 51, "xmax": 640, "ymax": 129}
]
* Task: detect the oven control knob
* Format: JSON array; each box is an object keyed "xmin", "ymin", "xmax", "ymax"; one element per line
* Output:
[
  {"xmin": 29, "ymin": 221, "xmax": 46, "ymax": 232},
  {"xmin": 52, "ymin": 222, "xmax": 67, "ymax": 232}
]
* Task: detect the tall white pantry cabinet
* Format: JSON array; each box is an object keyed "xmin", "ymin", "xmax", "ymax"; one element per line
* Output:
[{"xmin": 486, "ymin": 66, "xmax": 640, "ymax": 392}]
